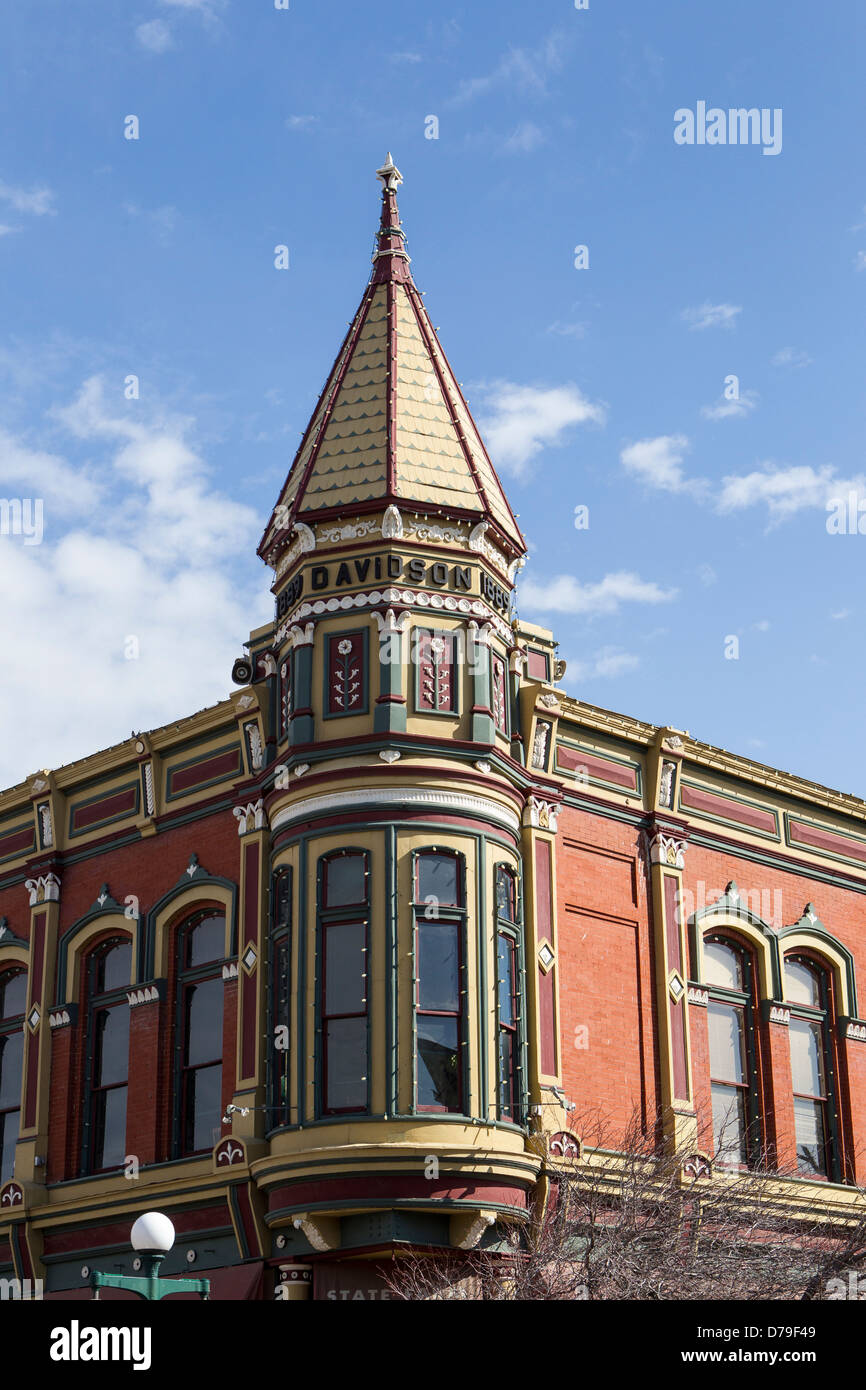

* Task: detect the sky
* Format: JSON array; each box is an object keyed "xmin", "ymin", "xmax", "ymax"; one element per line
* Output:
[{"xmin": 0, "ymin": 0, "xmax": 864, "ymax": 797}]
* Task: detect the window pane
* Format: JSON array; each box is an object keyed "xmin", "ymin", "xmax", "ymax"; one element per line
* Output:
[
  {"xmin": 95, "ymin": 1006, "xmax": 130, "ymax": 1087},
  {"xmin": 711, "ymin": 1083, "xmax": 747, "ymax": 1164},
  {"xmin": 785, "ymin": 959, "xmax": 822, "ymax": 1008},
  {"xmin": 794, "ymin": 1097, "xmax": 828, "ymax": 1176},
  {"xmin": 0, "ymin": 972, "xmax": 26, "ymax": 1020},
  {"xmin": 324, "ymin": 855, "xmax": 366, "ymax": 907},
  {"xmin": 98, "ymin": 942, "xmax": 132, "ymax": 993},
  {"xmin": 325, "ymin": 921, "xmax": 365, "ymax": 1015},
  {"xmin": 185, "ymin": 1062, "xmax": 222, "ymax": 1152},
  {"xmin": 417, "ymin": 1015, "xmax": 460, "ymax": 1111},
  {"xmin": 497, "ymin": 935, "xmax": 515, "ymax": 1027},
  {"xmin": 185, "ymin": 979, "xmax": 223, "ymax": 1066},
  {"xmin": 417, "ymin": 921, "xmax": 459, "ymax": 1012},
  {"xmin": 708, "ymin": 1001, "xmax": 745, "ymax": 1085},
  {"xmin": 789, "ymin": 1017, "xmax": 825, "ymax": 1097},
  {"xmin": 275, "ymin": 873, "xmax": 291, "ymax": 929},
  {"xmin": 496, "ymin": 870, "xmax": 516, "ymax": 922},
  {"xmin": 273, "ymin": 938, "xmax": 290, "ymax": 1115},
  {"xmin": 416, "ymin": 854, "xmax": 459, "ymax": 907},
  {"xmin": 0, "ymin": 1030, "xmax": 23, "ymax": 1108},
  {"xmin": 498, "ymin": 1031, "xmax": 515, "ymax": 1118},
  {"xmin": 325, "ymin": 1016, "xmax": 367, "ymax": 1111},
  {"xmin": 704, "ymin": 940, "xmax": 743, "ymax": 991},
  {"xmin": 93, "ymin": 1086, "xmax": 127, "ymax": 1170},
  {"xmin": 0, "ymin": 1108, "xmax": 19, "ymax": 1183},
  {"xmin": 186, "ymin": 916, "xmax": 225, "ymax": 967}
]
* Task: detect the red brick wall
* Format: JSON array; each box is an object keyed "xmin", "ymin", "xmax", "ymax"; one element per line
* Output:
[{"xmin": 556, "ymin": 807, "xmax": 659, "ymax": 1140}]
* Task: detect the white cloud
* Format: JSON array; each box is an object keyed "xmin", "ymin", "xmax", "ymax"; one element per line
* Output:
[
  {"xmin": 388, "ymin": 51, "xmax": 422, "ymax": 63},
  {"xmin": 451, "ymin": 32, "xmax": 565, "ymax": 106},
  {"xmin": 286, "ymin": 115, "xmax": 318, "ymax": 130},
  {"xmin": 546, "ymin": 320, "xmax": 586, "ymax": 339},
  {"xmin": 520, "ymin": 570, "xmax": 677, "ymax": 616},
  {"xmin": 0, "ymin": 180, "xmax": 55, "ymax": 216},
  {"xmin": 0, "ymin": 430, "xmax": 101, "ymax": 513},
  {"xmin": 752, "ymin": 619, "xmax": 770, "ymax": 631},
  {"xmin": 771, "ymin": 346, "xmax": 811, "ymax": 368},
  {"xmin": 502, "ymin": 122, "xmax": 545, "ymax": 154},
  {"xmin": 159, "ymin": 0, "xmax": 223, "ymax": 9},
  {"xmin": 701, "ymin": 389, "xmax": 759, "ymax": 421},
  {"xmin": 0, "ymin": 377, "xmax": 270, "ymax": 787},
  {"xmin": 123, "ymin": 202, "xmax": 178, "ymax": 243},
  {"xmin": 855, "ymin": 250, "xmax": 866, "ymax": 272},
  {"xmin": 697, "ymin": 563, "xmax": 717, "ymax": 586},
  {"xmin": 717, "ymin": 463, "xmax": 866, "ymax": 522},
  {"xmin": 620, "ymin": 434, "xmax": 703, "ymax": 495},
  {"xmin": 560, "ymin": 646, "xmax": 640, "ymax": 682},
  {"xmin": 831, "ymin": 609, "xmax": 850, "ymax": 620},
  {"xmin": 681, "ymin": 302, "xmax": 742, "ymax": 331},
  {"xmin": 0, "ymin": 224, "xmax": 17, "ymax": 237},
  {"xmin": 476, "ymin": 381, "xmax": 605, "ymax": 478},
  {"xmin": 136, "ymin": 19, "xmax": 174, "ymax": 52}
]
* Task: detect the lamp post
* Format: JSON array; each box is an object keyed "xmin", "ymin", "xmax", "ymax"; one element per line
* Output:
[{"xmin": 89, "ymin": 1212, "xmax": 210, "ymax": 1301}]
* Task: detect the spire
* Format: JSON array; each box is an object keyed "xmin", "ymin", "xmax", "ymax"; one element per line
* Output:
[
  {"xmin": 259, "ymin": 157, "xmax": 526, "ymax": 565},
  {"xmin": 372, "ymin": 153, "xmax": 411, "ymax": 285}
]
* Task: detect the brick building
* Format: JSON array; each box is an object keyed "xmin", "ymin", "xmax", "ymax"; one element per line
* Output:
[{"xmin": 2, "ymin": 156, "xmax": 866, "ymax": 1300}]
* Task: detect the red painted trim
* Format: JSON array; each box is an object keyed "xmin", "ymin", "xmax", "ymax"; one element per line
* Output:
[
  {"xmin": 406, "ymin": 283, "xmax": 525, "ymax": 550},
  {"xmin": 680, "ymin": 783, "xmax": 777, "ymax": 834},
  {"xmin": 789, "ymin": 819, "xmax": 866, "ymax": 864},
  {"xmin": 169, "ymin": 748, "xmax": 242, "ymax": 796},
  {"xmin": 268, "ymin": 1176, "xmax": 528, "ymax": 1210},
  {"xmin": 287, "ymin": 287, "xmax": 377, "ymax": 529},
  {"xmin": 72, "ymin": 787, "xmax": 137, "ymax": 832}
]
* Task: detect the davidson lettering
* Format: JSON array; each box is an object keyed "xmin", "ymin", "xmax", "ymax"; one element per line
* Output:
[{"xmin": 275, "ymin": 555, "xmax": 510, "ymax": 618}]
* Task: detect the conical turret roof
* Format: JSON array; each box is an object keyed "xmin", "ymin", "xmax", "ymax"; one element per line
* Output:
[{"xmin": 259, "ymin": 155, "xmax": 525, "ymax": 568}]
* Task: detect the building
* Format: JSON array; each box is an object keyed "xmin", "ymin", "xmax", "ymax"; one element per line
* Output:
[{"xmin": 2, "ymin": 156, "xmax": 866, "ymax": 1301}]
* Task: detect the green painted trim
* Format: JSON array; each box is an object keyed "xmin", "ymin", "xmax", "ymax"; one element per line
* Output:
[
  {"xmin": 322, "ymin": 625, "xmax": 370, "ymax": 720},
  {"xmin": 685, "ymin": 827, "xmax": 866, "ymax": 897},
  {"xmin": 385, "ymin": 824, "xmax": 398, "ymax": 1116},
  {"xmin": 0, "ymin": 822, "xmax": 36, "ymax": 866},
  {"xmin": 413, "ymin": 624, "xmax": 460, "ymax": 718},
  {"xmin": 164, "ymin": 742, "xmax": 242, "ymax": 804},
  {"xmin": 784, "ymin": 810, "xmax": 866, "ymax": 870},
  {"xmin": 555, "ymin": 735, "xmax": 643, "ymax": 796},
  {"xmin": 67, "ymin": 781, "xmax": 140, "ymax": 838},
  {"xmin": 477, "ymin": 836, "xmax": 488, "ymax": 1119},
  {"xmin": 314, "ymin": 847, "xmax": 372, "ymax": 1119},
  {"xmin": 144, "ymin": 872, "xmax": 238, "ymax": 979},
  {"xmin": 678, "ymin": 777, "xmax": 780, "ymax": 841},
  {"xmin": 56, "ymin": 905, "xmax": 144, "ymax": 1002},
  {"xmin": 296, "ymin": 838, "xmax": 308, "ymax": 1125},
  {"xmin": 290, "ymin": 644, "xmax": 314, "ymax": 744}
]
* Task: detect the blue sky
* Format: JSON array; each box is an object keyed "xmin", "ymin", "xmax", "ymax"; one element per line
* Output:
[{"xmin": 1, "ymin": 0, "xmax": 864, "ymax": 795}]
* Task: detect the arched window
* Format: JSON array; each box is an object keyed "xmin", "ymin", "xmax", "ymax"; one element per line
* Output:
[
  {"xmin": 318, "ymin": 852, "xmax": 369, "ymax": 1116},
  {"xmin": 704, "ymin": 935, "xmax": 759, "ymax": 1166},
  {"xmin": 269, "ymin": 869, "xmax": 292, "ymax": 1128},
  {"xmin": 413, "ymin": 851, "xmax": 465, "ymax": 1114},
  {"xmin": 495, "ymin": 866, "xmax": 522, "ymax": 1123},
  {"xmin": 0, "ymin": 968, "xmax": 26, "ymax": 1183},
  {"xmin": 784, "ymin": 955, "xmax": 836, "ymax": 1179},
  {"xmin": 83, "ymin": 938, "xmax": 132, "ymax": 1173},
  {"xmin": 176, "ymin": 912, "xmax": 226, "ymax": 1156}
]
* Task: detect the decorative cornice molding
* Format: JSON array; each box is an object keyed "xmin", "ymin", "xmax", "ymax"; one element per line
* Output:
[
  {"xmin": 276, "ymin": 588, "xmax": 513, "ymax": 646},
  {"xmin": 271, "ymin": 787, "xmax": 521, "ymax": 835},
  {"xmin": 381, "ymin": 504, "xmax": 403, "ymax": 539}
]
